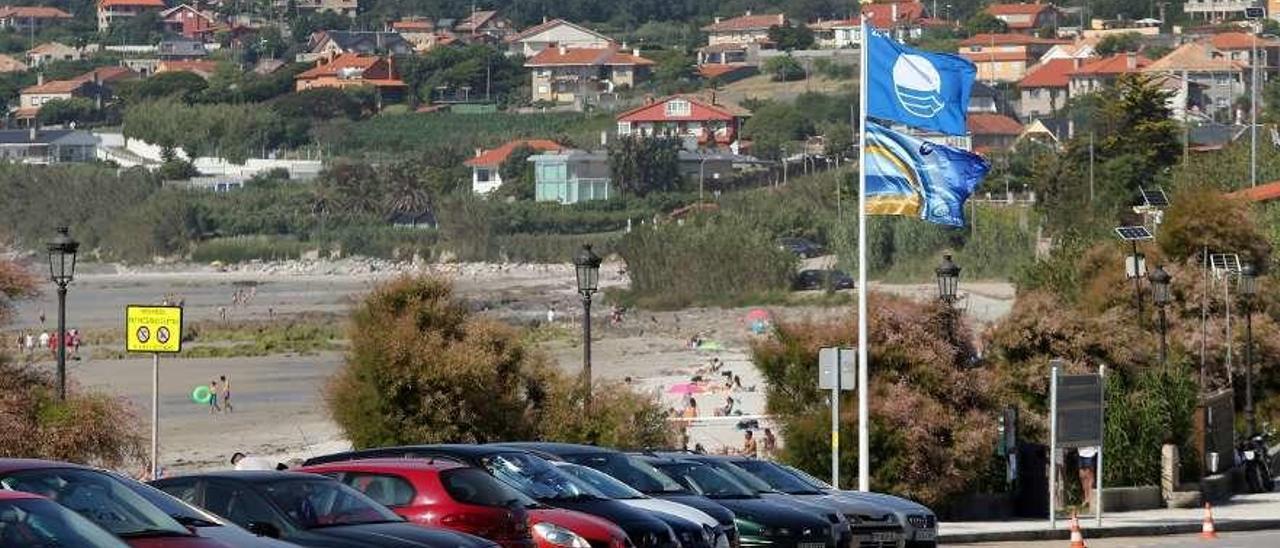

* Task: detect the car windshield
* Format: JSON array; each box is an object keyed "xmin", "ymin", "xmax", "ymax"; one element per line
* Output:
[
  {"xmin": 653, "ymin": 463, "xmax": 756, "ymax": 499},
  {"xmin": 0, "ymin": 498, "xmax": 130, "ymax": 548},
  {"xmin": 732, "ymin": 461, "xmax": 825, "ymax": 495},
  {"xmin": 782, "ymin": 466, "xmax": 833, "ymax": 490},
  {"xmin": 564, "ymin": 453, "xmax": 686, "ymax": 494},
  {"xmin": 0, "ymin": 469, "xmax": 189, "ymax": 537},
  {"xmin": 119, "ymin": 476, "xmax": 224, "ymax": 528},
  {"xmin": 440, "ymin": 468, "xmax": 539, "ymax": 508},
  {"xmin": 258, "ymin": 478, "xmax": 403, "ymax": 529},
  {"xmin": 482, "ymin": 453, "xmax": 603, "ymax": 501},
  {"xmin": 704, "ymin": 462, "xmax": 774, "ymax": 493},
  {"xmin": 553, "ymin": 463, "xmax": 645, "ymax": 500}
]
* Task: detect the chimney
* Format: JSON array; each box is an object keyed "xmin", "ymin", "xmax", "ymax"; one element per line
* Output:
[
  {"xmin": 714, "ymin": 16, "xmax": 721, "ymax": 24},
  {"xmin": 633, "ymin": 47, "xmax": 640, "ymax": 57},
  {"xmin": 711, "ymin": 90, "xmax": 717, "ymax": 105},
  {"xmin": 1073, "ymin": 57, "xmax": 1082, "ymax": 69},
  {"xmin": 892, "ymin": 4, "xmax": 898, "ymax": 21},
  {"xmin": 645, "ymin": 94, "xmax": 654, "ymax": 105},
  {"xmin": 744, "ymin": 10, "xmax": 752, "ymax": 17},
  {"xmin": 558, "ymin": 44, "xmax": 567, "ymax": 55},
  {"xmin": 1126, "ymin": 51, "xmax": 1136, "ymax": 70},
  {"xmin": 475, "ymin": 148, "xmax": 482, "ymax": 157},
  {"xmin": 36, "ymin": 72, "xmax": 42, "ymax": 86},
  {"xmin": 542, "ymin": 15, "xmax": 547, "ymax": 24}
]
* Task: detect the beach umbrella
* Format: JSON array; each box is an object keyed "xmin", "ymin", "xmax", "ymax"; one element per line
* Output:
[
  {"xmin": 745, "ymin": 309, "xmax": 770, "ymax": 323},
  {"xmin": 667, "ymin": 382, "xmax": 704, "ymax": 395}
]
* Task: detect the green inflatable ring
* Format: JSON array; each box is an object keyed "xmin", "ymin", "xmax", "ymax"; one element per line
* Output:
[{"xmin": 192, "ymin": 385, "xmax": 212, "ymax": 404}]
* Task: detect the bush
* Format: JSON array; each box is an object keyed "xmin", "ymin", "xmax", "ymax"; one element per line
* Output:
[
  {"xmin": 763, "ymin": 55, "xmax": 805, "ymax": 82},
  {"xmin": 191, "ymin": 235, "xmax": 310, "ymax": 263}
]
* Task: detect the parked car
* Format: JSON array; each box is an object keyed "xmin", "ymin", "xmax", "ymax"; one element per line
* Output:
[
  {"xmin": 635, "ymin": 454, "xmax": 835, "ymax": 548},
  {"xmin": 305, "ymin": 445, "xmax": 682, "ymax": 548},
  {"xmin": 151, "ymin": 471, "xmax": 501, "ymax": 548},
  {"xmin": 779, "ymin": 465, "xmax": 937, "ymax": 548},
  {"xmin": 0, "ymin": 459, "xmax": 229, "ymax": 547},
  {"xmin": 115, "ymin": 473, "xmax": 300, "ymax": 547},
  {"xmin": 777, "ymin": 238, "xmax": 824, "ymax": 258},
  {"xmin": 792, "ymin": 270, "xmax": 855, "ymax": 291},
  {"xmin": 0, "ymin": 489, "xmax": 130, "ymax": 548},
  {"xmin": 496, "ymin": 443, "xmax": 739, "ymax": 548}
]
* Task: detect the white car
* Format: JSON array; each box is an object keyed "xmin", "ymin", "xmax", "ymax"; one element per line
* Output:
[{"xmin": 553, "ymin": 462, "xmax": 731, "ymax": 548}]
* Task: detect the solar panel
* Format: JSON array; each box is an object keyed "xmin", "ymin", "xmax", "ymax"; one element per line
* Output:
[
  {"xmin": 1210, "ymin": 253, "xmax": 1242, "ymax": 274},
  {"xmin": 1140, "ymin": 187, "xmax": 1170, "ymax": 208},
  {"xmin": 1114, "ymin": 226, "xmax": 1154, "ymax": 241}
]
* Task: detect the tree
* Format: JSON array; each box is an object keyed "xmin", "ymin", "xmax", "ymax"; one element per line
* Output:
[
  {"xmin": 496, "ymin": 143, "xmax": 538, "ymax": 200},
  {"xmin": 964, "ymin": 12, "xmax": 1008, "ymax": 34},
  {"xmin": 767, "ymin": 22, "xmax": 816, "ymax": 51},
  {"xmin": 37, "ymin": 97, "xmax": 96, "ymax": 126},
  {"xmin": 654, "ymin": 50, "xmax": 696, "ymax": 84},
  {"xmin": 1095, "ymin": 32, "xmax": 1143, "ymax": 56},
  {"xmin": 763, "ymin": 54, "xmax": 805, "ymax": 82},
  {"xmin": 742, "ymin": 101, "xmax": 814, "ymax": 160},
  {"xmin": 607, "ymin": 135, "xmax": 682, "ymax": 196},
  {"xmin": 117, "ymin": 71, "xmax": 209, "ymax": 104}
]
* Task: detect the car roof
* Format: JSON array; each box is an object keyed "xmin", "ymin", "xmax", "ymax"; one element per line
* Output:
[
  {"xmin": 490, "ymin": 442, "xmax": 611, "ymax": 457},
  {"xmin": 0, "ymin": 458, "xmax": 91, "ymax": 475},
  {"xmin": 0, "ymin": 490, "xmax": 43, "ymax": 501},
  {"xmin": 156, "ymin": 470, "xmax": 326, "ymax": 483},
  {"xmin": 300, "ymin": 458, "xmax": 467, "ymax": 473},
  {"xmin": 307, "ymin": 444, "xmax": 523, "ymax": 466},
  {"xmin": 630, "ymin": 453, "xmax": 699, "ymax": 466}
]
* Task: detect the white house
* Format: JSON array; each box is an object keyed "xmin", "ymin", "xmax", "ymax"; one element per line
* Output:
[
  {"xmin": 506, "ymin": 18, "xmax": 615, "ymax": 57},
  {"xmin": 464, "ymin": 139, "xmax": 565, "ymax": 194}
]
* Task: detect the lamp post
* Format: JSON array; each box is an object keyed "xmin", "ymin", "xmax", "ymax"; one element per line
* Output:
[
  {"xmin": 573, "ymin": 244, "xmax": 602, "ymax": 406},
  {"xmin": 1241, "ymin": 263, "xmax": 1258, "ymax": 435},
  {"xmin": 936, "ymin": 254, "xmax": 960, "ymax": 341},
  {"xmin": 1150, "ymin": 265, "xmax": 1172, "ymax": 371},
  {"xmin": 46, "ymin": 226, "xmax": 78, "ymax": 401}
]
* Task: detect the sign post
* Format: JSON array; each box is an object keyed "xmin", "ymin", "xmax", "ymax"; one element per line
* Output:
[
  {"xmin": 1048, "ymin": 359, "xmax": 1105, "ymax": 529},
  {"xmin": 126, "ymin": 305, "xmax": 183, "ymax": 480},
  {"xmin": 819, "ymin": 347, "xmax": 855, "ymax": 488}
]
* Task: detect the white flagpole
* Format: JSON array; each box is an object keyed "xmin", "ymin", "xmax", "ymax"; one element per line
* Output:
[{"xmin": 856, "ymin": 16, "xmax": 870, "ymax": 493}]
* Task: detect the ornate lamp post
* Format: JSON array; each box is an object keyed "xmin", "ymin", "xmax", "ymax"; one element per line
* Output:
[
  {"xmin": 936, "ymin": 254, "xmax": 960, "ymax": 340},
  {"xmin": 1150, "ymin": 265, "xmax": 1172, "ymax": 371},
  {"xmin": 1240, "ymin": 263, "xmax": 1258, "ymax": 435},
  {"xmin": 46, "ymin": 226, "xmax": 78, "ymax": 401},
  {"xmin": 573, "ymin": 244, "xmax": 602, "ymax": 406}
]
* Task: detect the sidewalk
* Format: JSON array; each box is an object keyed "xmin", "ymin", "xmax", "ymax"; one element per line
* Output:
[{"xmin": 940, "ymin": 491, "xmax": 1280, "ymax": 543}]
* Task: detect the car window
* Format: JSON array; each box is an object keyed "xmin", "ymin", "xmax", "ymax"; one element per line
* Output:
[
  {"xmin": 565, "ymin": 454, "xmax": 685, "ymax": 494},
  {"xmin": 258, "ymin": 479, "xmax": 401, "ymax": 529},
  {"xmin": 340, "ymin": 473, "xmax": 416, "ymax": 507},
  {"xmin": 482, "ymin": 453, "xmax": 600, "ymax": 501},
  {"xmin": 152, "ymin": 479, "xmax": 199, "ymax": 506},
  {"xmin": 440, "ymin": 468, "xmax": 536, "ymax": 508},
  {"xmin": 731, "ymin": 461, "xmax": 824, "ymax": 495},
  {"xmin": 554, "ymin": 464, "xmax": 644, "ymax": 499},
  {"xmin": 0, "ymin": 498, "xmax": 130, "ymax": 548},
  {"xmin": 0, "ymin": 469, "xmax": 188, "ymax": 537},
  {"xmin": 706, "ymin": 462, "xmax": 772, "ymax": 493},
  {"xmin": 203, "ymin": 481, "xmax": 281, "ymax": 531},
  {"xmin": 655, "ymin": 463, "xmax": 754, "ymax": 498}
]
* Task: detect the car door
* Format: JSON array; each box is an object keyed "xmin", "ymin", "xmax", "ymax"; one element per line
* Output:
[{"xmin": 202, "ymin": 480, "xmax": 292, "ymax": 538}]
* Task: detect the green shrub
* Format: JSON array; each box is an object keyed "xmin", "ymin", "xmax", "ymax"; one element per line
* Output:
[{"xmin": 191, "ymin": 235, "xmax": 310, "ymax": 263}]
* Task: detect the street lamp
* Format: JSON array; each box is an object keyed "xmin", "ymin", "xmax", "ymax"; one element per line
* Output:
[
  {"xmin": 573, "ymin": 244, "xmax": 601, "ymax": 406},
  {"xmin": 1150, "ymin": 265, "xmax": 1172, "ymax": 370},
  {"xmin": 936, "ymin": 254, "xmax": 960, "ymax": 342},
  {"xmin": 1241, "ymin": 263, "xmax": 1259, "ymax": 434},
  {"xmin": 46, "ymin": 226, "xmax": 78, "ymax": 401}
]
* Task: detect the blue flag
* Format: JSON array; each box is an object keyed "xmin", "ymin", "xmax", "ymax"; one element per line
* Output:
[
  {"xmin": 866, "ymin": 25, "xmax": 976, "ymax": 136},
  {"xmin": 864, "ymin": 120, "xmax": 989, "ymax": 227}
]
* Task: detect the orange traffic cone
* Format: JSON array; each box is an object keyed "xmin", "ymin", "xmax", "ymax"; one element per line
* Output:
[
  {"xmin": 1068, "ymin": 512, "xmax": 1087, "ymax": 548},
  {"xmin": 1201, "ymin": 502, "xmax": 1219, "ymax": 540}
]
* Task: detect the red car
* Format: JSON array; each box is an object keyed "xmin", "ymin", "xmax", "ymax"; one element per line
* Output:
[
  {"xmin": 300, "ymin": 459, "xmax": 629, "ymax": 548},
  {"xmin": 0, "ymin": 459, "xmax": 229, "ymax": 548},
  {"xmin": 0, "ymin": 490, "xmax": 130, "ymax": 547}
]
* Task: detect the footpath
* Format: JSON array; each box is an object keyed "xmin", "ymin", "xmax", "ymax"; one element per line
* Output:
[{"xmin": 940, "ymin": 491, "xmax": 1280, "ymax": 543}]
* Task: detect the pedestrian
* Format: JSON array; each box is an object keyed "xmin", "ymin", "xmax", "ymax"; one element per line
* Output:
[
  {"xmin": 547, "ymin": 305, "xmax": 556, "ymax": 325},
  {"xmin": 762, "ymin": 429, "xmax": 777, "ymax": 460},
  {"xmin": 682, "ymin": 397, "xmax": 699, "ymax": 419},
  {"xmin": 69, "ymin": 329, "xmax": 80, "ymax": 358},
  {"xmin": 1078, "ymin": 446, "xmax": 1098, "ymax": 509},
  {"xmin": 220, "ymin": 375, "xmax": 233, "ymax": 413},
  {"xmin": 717, "ymin": 396, "xmax": 735, "ymax": 417},
  {"xmin": 38, "ymin": 331, "xmax": 49, "ymax": 353},
  {"xmin": 23, "ymin": 332, "xmax": 33, "ymax": 353},
  {"xmin": 742, "ymin": 430, "xmax": 758, "ymax": 458},
  {"xmin": 231, "ymin": 452, "xmax": 276, "ymax": 471},
  {"xmin": 209, "ymin": 379, "xmax": 222, "ymax": 414},
  {"xmin": 37, "ymin": 309, "xmax": 45, "ymax": 325}
]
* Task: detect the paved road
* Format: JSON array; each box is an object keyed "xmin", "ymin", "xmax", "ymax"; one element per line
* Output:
[{"xmin": 957, "ymin": 530, "xmax": 1280, "ymax": 547}]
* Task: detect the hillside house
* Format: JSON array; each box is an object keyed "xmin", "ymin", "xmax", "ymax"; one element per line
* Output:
[
  {"xmin": 529, "ymin": 149, "xmax": 612, "ymax": 204},
  {"xmin": 0, "ymin": 53, "xmax": 25, "ymax": 73},
  {"xmin": 454, "ymin": 10, "xmax": 514, "ymax": 41},
  {"xmin": 162, "ymin": 4, "xmax": 220, "ymax": 40},
  {"xmin": 0, "ymin": 129, "xmax": 99, "ymax": 164},
  {"xmin": 1183, "ymin": 0, "xmax": 1251, "ymax": 20},
  {"xmin": 699, "ymin": 12, "xmax": 784, "ymax": 65},
  {"xmin": 985, "ymin": 3, "xmax": 1058, "ymax": 34},
  {"xmin": 967, "ymin": 113, "xmax": 1023, "ymax": 153},
  {"xmin": 97, "ymin": 0, "xmax": 166, "ymax": 31},
  {"xmin": 156, "ymin": 60, "xmax": 220, "ymax": 79},
  {"xmin": 506, "ymin": 19, "xmax": 614, "ymax": 57},
  {"xmin": 0, "ymin": 6, "xmax": 71, "ymax": 31},
  {"xmin": 958, "ymin": 33, "xmax": 1068, "ymax": 82},
  {"xmin": 307, "ymin": 30, "xmax": 414, "ymax": 59},
  {"xmin": 26, "ymin": 42, "xmax": 80, "ymax": 66},
  {"xmin": 158, "ymin": 36, "xmax": 209, "ymax": 60},
  {"xmin": 525, "ymin": 45, "xmax": 653, "ymax": 104},
  {"xmin": 291, "ymin": 0, "xmax": 357, "ymax": 17},
  {"xmin": 9, "ymin": 66, "xmax": 137, "ymax": 125},
  {"xmin": 615, "ymin": 94, "xmax": 750, "ymax": 149},
  {"xmin": 861, "ymin": 1, "xmax": 930, "ymax": 40},
  {"xmin": 465, "ymin": 139, "xmax": 565, "ymax": 194},
  {"xmin": 295, "ymin": 53, "xmax": 405, "ymax": 94},
  {"xmin": 390, "ymin": 18, "xmax": 438, "ymax": 51},
  {"xmin": 1018, "ymin": 58, "xmax": 1074, "ymax": 119},
  {"xmin": 1144, "ymin": 42, "xmax": 1245, "ymax": 119},
  {"xmin": 808, "ymin": 19, "xmax": 861, "ymax": 49},
  {"xmin": 1069, "ymin": 53, "xmax": 1150, "ymax": 96},
  {"xmin": 1207, "ymin": 32, "xmax": 1280, "ymax": 76}
]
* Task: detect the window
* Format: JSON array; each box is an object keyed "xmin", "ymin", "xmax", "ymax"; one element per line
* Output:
[
  {"xmin": 617, "ymin": 122, "xmax": 631, "ymax": 135},
  {"xmin": 665, "ymin": 99, "xmax": 691, "ymax": 117},
  {"xmin": 339, "ymin": 473, "xmax": 416, "ymax": 508},
  {"xmin": 202, "ymin": 481, "xmax": 279, "ymax": 530},
  {"xmin": 475, "ymin": 168, "xmax": 493, "ymax": 183},
  {"xmin": 537, "ymin": 85, "xmax": 549, "ymax": 94},
  {"xmin": 441, "ymin": 468, "xmax": 534, "ymax": 507}
]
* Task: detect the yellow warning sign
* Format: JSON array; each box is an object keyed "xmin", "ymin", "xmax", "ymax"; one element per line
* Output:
[{"xmin": 126, "ymin": 305, "xmax": 183, "ymax": 353}]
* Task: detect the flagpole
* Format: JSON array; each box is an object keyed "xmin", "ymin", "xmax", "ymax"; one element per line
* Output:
[{"xmin": 856, "ymin": 16, "xmax": 871, "ymax": 493}]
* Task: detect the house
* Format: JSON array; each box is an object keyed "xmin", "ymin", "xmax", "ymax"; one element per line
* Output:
[
  {"xmin": 464, "ymin": 139, "xmax": 565, "ymax": 194},
  {"xmin": 615, "ymin": 94, "xmax": 750, "ymax": 148},
  {"xmin": 307, "ymin": 30, "xmax": 414, "ymax": 59},
  {"xmin": 390, "ymin": 18, "xmax": 437, "ymax": 51},
  {"xmin": 1069, "ymin": 53, "xmax": 1151, "ymax": 96},
  {"xmin": 968, "ymin": 81, "xmax": 1004, "ymax": 113},
  {"xmin": 98, "ymin": 0, "xmax": 166, "ymax": 31},
  {"xmin": 1144, "ymin": 42, "xmax": 1246, "ymax": 119},
  {"xmin": 0, "ymin": 129, "xmax": 99, "ymax": 164},
  {"xmin": 454, "ymin": 10, "xmax": 514, "ymax": 41},
  {"xmin": 985, "ymin": 3, "xmax": 1058, "ymax": 34},
  {"xmin": 703, "ymin": 12, "xmax": 784, "ymax": 47},
  {"xmin": 506, "ymin": 19, "xmax": 614, "ymax": 57},
  {"xmin": 156, "ymin": 60, "xmax": 220, "ymax": 79},
  {"xmin": 967, "ymin": 113, "xmax": 1024, "ymax": 153},
  {"xmin": 958, "ymin": 34, "xmax": 1068, "ymax": 82},
  {"xmin": 161, "ymin": 4, "xmax": 221, "ymax": 40},
  {"xmin": 1183, "ymin": 0, "xmax": 1251, "ymax": 20},
  {"xmin": 0, "ymin": 53, "xmax": 26, "ymax": 73},
  {"xmin": 0, "ymin": 6, "xmax": 71, "ymax": 31},
  {"xmin": 26, "ymin": 42, "xmax": 81, "ymax": 66},
  {"xmin": 525, "ymin": 45, "xmax": 653, "ymax": 104},
  {"xmin": 294, "ymin": 53, "xmax": 407, "ymax": 102},
  {"xmin": 1018, "ymin": 58, "xmax": 1075, "ymax": 119},
  {"xmin": 528, "ymin": 149, "xmax": 612, "ymax": 204},
  {"xmin": 158, "ymin": 36, "xmax": 210, "ymax": 60},
  {"xmin": 14, "ymin": 76, "xmax": 92, "ymax": 123},
  {"xmin": 808, "ymin": 19, "xmax": 861, "ymax": 49},
  {"xmin": 861, "ymin": 1, "xmax": 930, "ymax": 40},
  {"xmin": 291, "ymin": 0, "xmax": 357, "ymax": 17},
  {"xmin": 1039, "ymin": 42, "xmax": 1095, "ymax": 62},
  {"xmin": 1207, "ymin": 32, "xmax": 1280, "ymax": 76}
]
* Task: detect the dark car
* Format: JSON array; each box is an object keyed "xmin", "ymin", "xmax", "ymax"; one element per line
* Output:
[
  {"xmin": 116, "ymin": 475, "xmax": 300, "ymax": 547},
  {"xmin": 0, "ymin": 459, "xmax": 229, "ymax": 548},
  {"xmin": 496, "ymin": 442, "xmax": 739, "ymax": 548},
  {"xmin": 305, "ymin": 445, "xmax": 681, "ymax": 548},
  {"xmin": 151, "ymin": 471, "xmax": 501, "ymax": 548},
  {"xmin": 777, "ymin": 238, "xmax": 824, "ymax": 258},
  {"xmin": 779, "ymin": 465, "xmax": 937, "ymax": 548},
  {"xmin": 792, "ymin": 270, "xmax": 855, "ymax": 291},
  {"xmin": 0, "ymin": 490, "xmax": 130, "ymax": 548},
  {"xmin": 635, "ymin": 454, "xmax": 834, "ymax": 548}
]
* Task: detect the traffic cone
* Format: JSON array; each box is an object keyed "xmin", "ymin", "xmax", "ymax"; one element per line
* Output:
[
  {"xmin": 1068, "ymin": 512, "xmax": 1087, "ymax": 548},
  {"xmin": 1201, "ymin": 502, "xmax": 1219, "ymax": 540}
]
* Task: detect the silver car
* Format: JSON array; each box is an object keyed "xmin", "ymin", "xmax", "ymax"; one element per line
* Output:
[{"xmin": 781, "ymin": 465, "xmax": 937, "ymax": 548}]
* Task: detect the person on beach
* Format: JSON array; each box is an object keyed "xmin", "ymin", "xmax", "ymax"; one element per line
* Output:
[
  {"xmin": 682, "ymin": 397, "xmax": 699, "ymax": 418},
  {"xmin": 220, "ymin": 375, "xmax": 233, "ymax": 413},
  {"xmin": 762, "ymin": 429, "xmax": 777, "ymax": 460},
  {"xmin": 742, "ymin": 430, "xmax": 758, "ymax": 458},
  {"xmin": 209, "ymin": 379, "xmax": 221, "ymax": 414}
]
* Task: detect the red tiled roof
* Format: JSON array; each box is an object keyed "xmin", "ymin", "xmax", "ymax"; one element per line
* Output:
[
  {"xmin": 1018, "ymin": 58, "xmax": 1075, "ymax": 87},
  {"xmin": 525, "ymin": 46, "xmax": 653, "ymax": 67},
  {"xmin": 616, "ymin": 94, "xmax": 748, "ymax": 123},
  {"xmin": 1208, "ymin": 31, "xmax": 1280, "ymax": 50},
  {"xmin": 296, "ymin": 53, "xmax": 380, "ymax": 79},
  {"xmin": 26, "ymin": 41, "xmax": 74, "ymax": 55},
  {"xmin": 967, "ymin": 113, "xmax": 1023, "ymax": 135},
  {"xmin": 697, "ymin": 64, "xmax": 752, "ymax": 79},
  {"xmin": 100, "ymin": 0, "xmax": 167, "ymax": 7},
  {"xmin": 0, "ymin": 6, "xmax": 72, "ymax": 19},
  {"xmin": 959, "ymin": 33, "xmax": 1067, "ymax": 47},
  {"xmin": 861, "ymin": 2, "xmax": 927, "ymax": 29},
  {"xmin": 21, "ymin": 78, "xmax": 86, "ymax": 94},
  {"xmin": 1069, "ymin": 53, "xmax": 1150, "ymax": 76},
  {"xmin": 392, "ymin": 19, "xmax": 433, "ymax": 32},
  {"xmin": 455, "ymin": 10, "xmax": 497, "ymax": 32},
  {"xmin": 702, "ymin": 13, "xmax": 785, "ymax": 32},
  {"xmin": 157, "ymin": 59, "xmax": 219, "ymax": 76},
  {"xmin": 71, "ymin": 65, "xmax": 137, "ymax": 84},
  {"xmin": 807, "ymin": 18, "xmax": 860, "ymax": 31},
  {"xmin": 986, "ymin": 3, "xmax": 1054, "ymax": 16},
  {"xmin": 959, "ymin": 50, "xmax": 1033, "ymax": 63},
  {"xmin": 465, "ymin": 139, "xmax": 564, "ymax": 167},
  {"xmin": 507, "ymin": 18, "xmax": 611, "ymax": 43},
  {"xmin": 1228, "ymin": 180, "xmax": 1280, "ymax": 202}
]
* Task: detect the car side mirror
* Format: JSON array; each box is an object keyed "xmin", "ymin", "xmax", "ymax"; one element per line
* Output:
[{"xmin": 247, "ymin": 521, "xmax": 282, "ymax": 538}]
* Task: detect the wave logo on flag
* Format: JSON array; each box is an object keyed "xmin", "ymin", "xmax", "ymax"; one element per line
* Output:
[
  {"xmin": 893, "ymin": 54, "xmax": 945, "ymax": 118},
  {"xmin": 867, "ymin": 27, "xmax": 976, "ymax": 136},
  {"xmin": 864, "ymin": 120, "xmax": 990, "ymax": 227}
]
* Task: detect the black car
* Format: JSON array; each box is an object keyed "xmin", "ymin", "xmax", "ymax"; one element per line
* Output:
[
  {"xmin": 792, "ymin": 270, "xmax": 855, "ymax": 291},
  {"xmin": 636, "ymin": 454, "xmax": 834, "ymax": 548},
  {"xmin": 150, "ymin": 471, "xmax": 500, "ymax": 548},
  {"xmin": 304, "ymin": 445, "xmax": 682, "ymax": 548},
  {"xmin": 777, "ymin": 238, "xmax": 824, "ymax": 258},
  {"xmin": 496, "ymin": 443, "xmax": 739, "ymax": 548}
]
